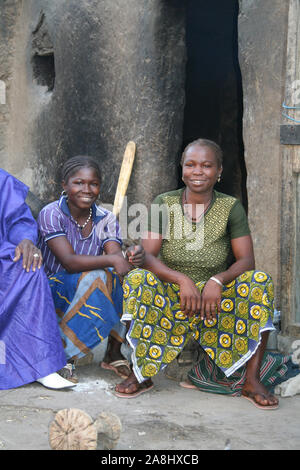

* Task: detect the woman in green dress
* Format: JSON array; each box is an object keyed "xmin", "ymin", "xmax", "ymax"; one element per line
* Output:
[{"xmin": 115, "ymin": 138, "xmax": 278, "ymax": 409}]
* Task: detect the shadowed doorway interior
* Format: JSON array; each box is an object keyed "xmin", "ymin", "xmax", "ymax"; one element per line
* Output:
[{"xmin": 180, "ymin": 0, "xmax": 247, "ymax": 209}]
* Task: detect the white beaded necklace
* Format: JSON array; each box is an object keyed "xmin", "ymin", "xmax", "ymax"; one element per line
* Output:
[{"xmin": 74, "ymin": 207, "xmax": 92, "ymax": 230}]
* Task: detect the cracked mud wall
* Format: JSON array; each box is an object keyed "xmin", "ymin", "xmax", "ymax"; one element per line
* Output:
[
  {"xmin": 0, "ymin": 0, "xmax": 186, "ymax": 210},
  {"xmin": 0, "ymin": 0, "xmax": 25, "ymax": 177}
]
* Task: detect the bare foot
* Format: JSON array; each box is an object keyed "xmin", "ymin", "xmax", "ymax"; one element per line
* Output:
[
  {"xmin": 179, "ymin": 379, "xmax": 197, "ymax": 390},
  {"xmin": 242, "ymin": 379, "xmax": 279, "ymax": 409},
  {"xmin": 57, "ymin": 363, "xmax": 78, "ymax": 383},
  {"xmin": 115, "ymin": 373, "xmax": 153, "ymax": 398},
  {"xmin": 100, "ymin": 359, "xmax": 131, "ymax": 379},
  {"xmin": 102, "ymin": 334, "xmax": 131, "ymax": 378}
]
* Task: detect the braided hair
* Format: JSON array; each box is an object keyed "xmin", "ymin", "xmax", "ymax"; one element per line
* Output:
[{"xmin": 62, "ymin": 155, "xmax": 102, "ymax": 183}]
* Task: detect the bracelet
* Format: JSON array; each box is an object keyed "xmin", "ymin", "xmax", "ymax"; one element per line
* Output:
[{"xmin": 209, "ymin": 276, "xmax": 223, "ymax": 287}]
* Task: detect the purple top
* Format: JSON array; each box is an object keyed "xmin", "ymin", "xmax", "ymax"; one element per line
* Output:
[{"xmin": 37, "ymin": 195, "xmax": 122, "ymax": 276}]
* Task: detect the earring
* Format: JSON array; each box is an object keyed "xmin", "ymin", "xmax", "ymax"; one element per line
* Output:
[
  {"xmin": 217, "ymin": 175, "xmax": 221, "ymax": 183},
  {"xmin": 61, "ymin": 190, "xmax": 68, "ymax": 201}
]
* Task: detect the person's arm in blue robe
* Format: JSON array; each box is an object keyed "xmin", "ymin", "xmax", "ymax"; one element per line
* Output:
[{"xmin": 0, "ymin": 169, "xmax": 42, "ymax": 270}]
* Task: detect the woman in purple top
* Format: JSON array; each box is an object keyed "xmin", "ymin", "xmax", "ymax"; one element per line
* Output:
[
  {"xmin": 38, "ymin": 156, "xmax": 143, "ymax": 382},
  {"xmin": 0, "ymin": 169, "xmax": 75, "ymax": 390}
]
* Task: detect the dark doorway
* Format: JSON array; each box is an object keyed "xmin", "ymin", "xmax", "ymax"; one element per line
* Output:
[{"xmin": 181, "ymin": 0, "xmax": 247, "ymax": 208}]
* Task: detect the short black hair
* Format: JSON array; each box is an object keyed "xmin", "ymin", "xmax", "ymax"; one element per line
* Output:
[{"xmin": 181, "ymin": 139, "xmax": 223, "ymax": 168}]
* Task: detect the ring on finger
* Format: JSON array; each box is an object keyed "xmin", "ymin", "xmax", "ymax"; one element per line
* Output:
[{"xmin": 33, "ymin": 253, "xmax": 40, "ymax": 258}]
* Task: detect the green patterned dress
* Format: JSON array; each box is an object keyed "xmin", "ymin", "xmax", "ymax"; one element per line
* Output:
[{"xmin": 122, "ymin": 189, "xmax": 275, "ymax": 383}]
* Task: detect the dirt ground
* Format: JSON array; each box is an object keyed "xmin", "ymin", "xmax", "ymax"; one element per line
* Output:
[{"xmin": 0, "ymin": 343, "xmax": 300, "ymax": 452}]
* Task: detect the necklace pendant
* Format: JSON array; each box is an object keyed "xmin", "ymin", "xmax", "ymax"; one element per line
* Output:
[{"xmin": 182, "ymin": 189, "xmax": 212, "ymax": 222}]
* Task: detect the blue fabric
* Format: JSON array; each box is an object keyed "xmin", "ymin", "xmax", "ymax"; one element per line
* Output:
[
  {"xmin": 49, "ymin": 268, "xmax": 125, "ymax": 360},
  {"xmin": 0, "ymin": 169, "xmax": 66, "ymax": 389}
]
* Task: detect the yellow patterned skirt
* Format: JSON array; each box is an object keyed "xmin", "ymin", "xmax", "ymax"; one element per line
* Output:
[{"xmin": 122, "ymin": 269, "xmax": 275, "ymax": 383}]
